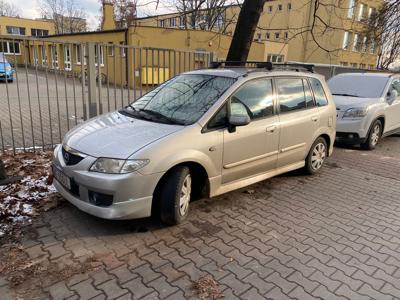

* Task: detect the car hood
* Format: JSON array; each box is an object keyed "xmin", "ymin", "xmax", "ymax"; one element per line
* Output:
[
  {"xmin": 333, "ymin": 95, "xmax": 380, "ymax": 111},
  {"xmin": 0, "ymin": 63, "xmax": 10, "ymax": 72},
  {"xmin": 63, "ymin": 111, "xmax": 183, "ymax": 159}
]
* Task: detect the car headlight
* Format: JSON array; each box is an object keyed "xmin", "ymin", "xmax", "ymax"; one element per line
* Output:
[
  {"xmin": 5, "ymin": 66, "xmax": 11, "ymax": 71},
  {"xmin": 342, "ymin": 107, "xmax": 368, "ymax": 118},
  {"xmin": 90, "ymin": 158, "xmax": 149, "ymax": 174}
]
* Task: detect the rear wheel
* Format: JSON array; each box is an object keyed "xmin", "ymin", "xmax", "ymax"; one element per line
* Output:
[
  {"xmin": 159, "ymin": 166, "xmax": 192, "ymax": 225},
  {"xmin": 305, "ymin": 137, "xmax": 327, "ymax": 175},
  {"xmin": 361, "ymin": 120, "xmax": 382, "ymax": 150}
]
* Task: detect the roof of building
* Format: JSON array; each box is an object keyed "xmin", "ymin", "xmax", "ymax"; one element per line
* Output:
[{"xmin": 45, "ymin": 28, "xmax": 126, "ymax": 38}]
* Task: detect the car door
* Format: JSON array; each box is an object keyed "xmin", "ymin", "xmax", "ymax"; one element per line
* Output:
[
  {"xmin": 221, "ymin": 78, "xmax": 280, "ymax": 184},
  {"xmin": 384, "ymin": 78, "xmax": 400, "ymax": 132},
  {"xmin": 276, "ymin": 77, "xmax": 320, "ymax": 168}
]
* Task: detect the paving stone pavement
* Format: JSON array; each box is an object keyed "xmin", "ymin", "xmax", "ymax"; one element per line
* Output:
[{"xmin": 2, "ymin": 136, "xmax": 400, "ymax": 299}]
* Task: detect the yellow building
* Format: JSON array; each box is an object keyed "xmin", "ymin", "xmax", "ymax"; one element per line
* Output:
[
  {"xmin": 136, "ymin": 0, "xmax": 383, "ymax": 68},
  {"xmin": 0, "ymin": 16, "xmax": 55, "ymax": 64},
  {"xmin": 11, "ymin": 2, "xmax": 270, "ymax": 88}
]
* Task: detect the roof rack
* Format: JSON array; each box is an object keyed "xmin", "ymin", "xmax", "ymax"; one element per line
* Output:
[{"xmin": 209, "ymin": 61, "xmax": 314, "ymax": 73}]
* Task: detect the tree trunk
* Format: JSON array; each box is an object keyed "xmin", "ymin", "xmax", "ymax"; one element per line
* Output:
[{"xmin": 226, "ymin": 0, "xmax": 265, "ymax": 64}]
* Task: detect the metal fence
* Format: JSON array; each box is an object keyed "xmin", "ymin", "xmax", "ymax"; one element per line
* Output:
[{"xmin": 0, "ymin": 36, "xmax": 211, "ymax": 153}]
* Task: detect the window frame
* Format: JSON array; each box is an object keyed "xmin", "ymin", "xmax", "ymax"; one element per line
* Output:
[
  {"xmin": 203, "ymin": 76, "xmax": 278, "ymax": 133},
  {"xmin": 309, "ymin": 77, "xmax": 329, "ymax": 107},
  {"xmin": 274, "ymin": 76, "xmax": 319, "ymax": 115}
]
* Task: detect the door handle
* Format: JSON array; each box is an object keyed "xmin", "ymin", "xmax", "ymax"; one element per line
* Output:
[
  {"xmin": 311, "ymin": 116, "xmax": 319, "ymax": 122},
  {"xmin": 266, "ymin": 125, "xmax": 277, "ymax": 133}
]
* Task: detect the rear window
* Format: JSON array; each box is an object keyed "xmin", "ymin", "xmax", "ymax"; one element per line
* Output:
[{"xmin": 310, "ymin": 78, "xmax": 328, "ymax": 106}]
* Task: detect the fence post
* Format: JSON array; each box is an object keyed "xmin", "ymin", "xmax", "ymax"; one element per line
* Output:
[{"xmin": 86, "ymin": 42, "xmax": 98, "ymax": 118}]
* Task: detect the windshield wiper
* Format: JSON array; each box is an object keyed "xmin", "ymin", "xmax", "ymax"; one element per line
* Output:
[
  {"xmin": 138, "ymin": 109, "xmax": 184, "ymax": 125},
  {"xmin": 332, "ymin": 93, "xmax": 361, "ymax": 98}
]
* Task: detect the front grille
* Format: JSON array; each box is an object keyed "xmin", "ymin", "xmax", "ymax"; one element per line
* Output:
[{"xmin": 62, "ymin": 147, "xmax": 85, "ymax": 166}]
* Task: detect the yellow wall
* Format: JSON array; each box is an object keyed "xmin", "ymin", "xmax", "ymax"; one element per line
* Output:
[
  {"xmin": 0, "ymin": 16, "xmax": 55, "ymax": 36},
  {"xmin": 135, "ymin": 0, "xmax": 383, "ymax": 67}
]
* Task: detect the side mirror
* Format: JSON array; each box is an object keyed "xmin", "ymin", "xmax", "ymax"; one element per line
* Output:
[
  {"xmin": 387, "ymin": 89, "xmax": 398, "ymax": 104},
  {"xmin": 229, "ymin": 114, "xmax": 251, "ymax": 127}
]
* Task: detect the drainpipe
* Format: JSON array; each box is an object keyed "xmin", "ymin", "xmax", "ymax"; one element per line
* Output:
[{"xmin": 125, "ymin": 28, "xmax": 128, "ymax": 87}]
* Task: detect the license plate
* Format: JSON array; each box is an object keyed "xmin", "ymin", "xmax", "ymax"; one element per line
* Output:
[{"xmin": 53, "ymin": 165, "xmax": 71, "ymax": 190}]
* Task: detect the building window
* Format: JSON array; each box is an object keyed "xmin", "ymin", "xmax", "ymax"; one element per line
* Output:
[
  {"xmin": 95, "ymin": 45, "xmax": 104, "ymax": 66},
  {"xmin": 257, "ymin": 33, "xmax": 262, "ymax": 42},
  {"xmin": 0, "ymin": 41, "xmax": 21, "ymax": 55},
  {"xmin": 216, "ymin": 13, "xmax": 224, "ymax": 29},
  {"xmin": 169, "ymin": 18, "xmax": 176, "ymax": 28},
  {"xmin": 358, "ymin": 3, "xmax": 365, "ymax": 21},
  {"xmin": 342, "ymin": 31, "xmax": 351, "ymax": 50},
  {"xmin": 160, "ymin": 19, "xmax": 165, "ymax": 27},
  {"xmin": 359, "ymin": 63, "xmax": 366, "ymax": 69},
  {"xmin": 278, "ymin": 4, "xmax": 283, "ymax": 11},
  {"xmin": 39, "ymin": 45, "xmax": 47, "ymax": 66},
  {"xmin": 348, "ymin": 0, "xmax": 355, "ymax": 18},
  {"xmin": 267, "ymin": 54, "xmax": 284, "ymax": 63},
  {"xmin": 284, "ymin": 32, "xmax": 289, "ymax": 39},
  {"xmin": 369, "ymin": 64, "xmax": 374, "ymax": 70},
  {"xmin": 268, "ymin": 6, "xmax": 273, "ymax": 13},
  {"xmin": 6, "ymin": 26, "xmax": 25, "ymax": 35},
  {"xmin": 179, "ymin": 16, "xmax": 185, "ymax": 28},
  {"xmin": 275, "ymin": 32, "xmax": 280, "ymax": 40},
  {"xmin": 340, "ymin": 62, "xmax": 349, "ymax": 66},
  {"xmin": 266, "ymin": 32, "xmax": 270, "ymax": 40},
  {"xmin": 362, "ymin": 36, "xmax": 367, "ymax": 52},
  {"xmin": 31, "ymin": 28, "xmax": 49, "ymax": 37},
  {"xmin": 350, "ymin": 62, "xmax": 358, "ymax": 68},
  {"xmin": 288, "ymin": 3, "xmax": 292, "ymax": 10},
  {"xmin": 352, "ymin": 33, "xmax": 359, "ymax": 51},
  {"xmin": 120, "ymin": 42, "xmax": 126, "ymax": 57}
]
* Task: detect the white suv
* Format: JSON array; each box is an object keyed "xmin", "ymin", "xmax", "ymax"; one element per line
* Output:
[{"xmin": 328, "ymin": 73, "xmax": 400, "ymax": 150}]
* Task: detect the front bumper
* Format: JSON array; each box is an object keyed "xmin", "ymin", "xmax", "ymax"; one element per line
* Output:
[
  {"xmin": 52, "ymin": 145, "xmax": 164, "ymax": 220},
  {"xmin": 0, "ymin": 72, "xmax": 13, "ymax": 81},
  {"xmin": 335, "ymin": 132, "xmax": 367, "ymax": 145}
]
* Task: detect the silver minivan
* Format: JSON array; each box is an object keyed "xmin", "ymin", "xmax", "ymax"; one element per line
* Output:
[{"xmin": 53, "ymin": 66, "xmax": 336, "ymax": 225}]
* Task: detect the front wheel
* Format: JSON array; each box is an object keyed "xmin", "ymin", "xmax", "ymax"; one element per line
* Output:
[
  {"xmin": 361, "ymin": 120, "xmax": 382, "ymax": 150},
  {"xmin": 159, "ymin": 166, "xmax": 192, "ymax": 225},
  {"xmin": 305, "ymin": 137, "xmax": 328, "ymax": 175}
]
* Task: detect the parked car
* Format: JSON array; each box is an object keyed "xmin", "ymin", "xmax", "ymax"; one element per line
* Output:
[
  {"xmin": 53, "ymin": 66, "xmax": 336, "ymax": 225},
  {"xmin": 328, "ymin": 73, "xmax": 400, "ymax": 150},
  {"xmin": 0, "ymin": 53, "xmax": 14, "ymax": 83}
]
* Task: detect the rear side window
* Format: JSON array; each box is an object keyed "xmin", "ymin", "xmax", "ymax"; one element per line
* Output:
[
  {"xmin": 231, "ymin": 79, "xmax": 274, "ymax": 119},
  {"xmin": 276, "ymin": 78, "xmax": 306, "ymax": 113},
  {"xmin": 310, "ymin": 78, "xmax": 328, "ymax": 106}
]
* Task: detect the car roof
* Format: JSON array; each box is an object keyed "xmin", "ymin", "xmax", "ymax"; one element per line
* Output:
[
  {"xmin": 333, "ymin": 72, "xmax": 396, "ymax": 78},
  {"xmin": 184, "ymin": 68, "xmax": 324, "ymax": 80}
]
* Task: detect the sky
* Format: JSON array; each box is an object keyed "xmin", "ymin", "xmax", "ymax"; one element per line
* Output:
[{"xmin": 10, "ymin": 0, "xmax": 173, "ymax": 31}]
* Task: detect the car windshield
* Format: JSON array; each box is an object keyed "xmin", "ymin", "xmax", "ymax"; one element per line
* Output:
[
  {"xmin": 328, "ymin": 75, "xmax": 389, "ymax": 98},
  {"xmin": 124, "ymin": 74, "xmax": 236, "ymax": 125}
]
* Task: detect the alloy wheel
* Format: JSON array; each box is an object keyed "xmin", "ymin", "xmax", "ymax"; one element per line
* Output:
[
  {"xmin": 179, "ymin": 174, "xmax": 192, "ymax": 216},
  {"xmin": 371, "ymin": 124, "xmax": 381, "ymax": 146},
  {"xmin": 311, "ymin": 142, "xmax": 326, "ymax": 170}
]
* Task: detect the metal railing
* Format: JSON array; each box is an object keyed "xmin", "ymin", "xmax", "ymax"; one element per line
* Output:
[{"xmin": 0, "ymin": 36, "xmax": 211, "ymax": 153}]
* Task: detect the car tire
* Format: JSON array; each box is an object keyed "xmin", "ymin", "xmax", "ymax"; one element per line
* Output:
[
  {"xmin": 304, "ymin": 137, "xmax": 328, "ymax": 175},
  {"xmin": 361, "ymin": 120, "xmax": 382, "ymax": 150},
  {"xmin": 159, "ymin": 166, "xmax": 191, "ymax": 225},
  {"xmin": 7, "ymin": 79, "xmax": 13, "ymax": 83}
]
